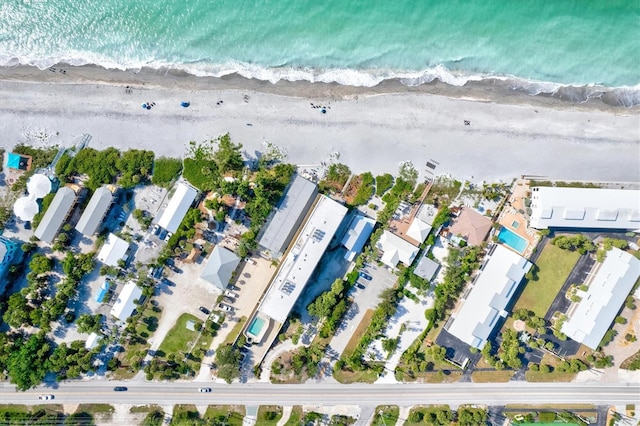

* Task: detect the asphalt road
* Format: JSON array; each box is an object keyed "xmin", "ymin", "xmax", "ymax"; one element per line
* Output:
[{"xmin": 1, "ymin": 382, "xmax": 638, "ymax": 406}]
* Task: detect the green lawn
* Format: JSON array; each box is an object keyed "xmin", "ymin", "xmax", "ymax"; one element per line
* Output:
[
  {"xmin": 514, "ymin": 244, "xmax": 581, "ymax": 318},
  {"xmin": 283, "ymin": 406, "xmax": 303, "ymax": 426},
  {"xmin": 223, "ymin": 316, "xmax": 247, "ymax": 345},
  {"xmin": 159, "ymin": 313, "xmax": 201, "ymax": 354},
  {"xmin": 372, "ymin": 406, "xmax": 399, "ymax": 426},
  {"xmin": 471, "ymin": 370, "xmax": 514, "ymax": 383},
  {"xmin": 76, "ymin": 404, "xmax": 114, "ymax": 413},
  {"xmin": 256, "ymin": 406, "xmax": 283, "ymax": 425},
  {"xmin": 114, "ymin": 302, "xmax": 163, "ymax": 379},
  {"xmin": 333, "ymin": 367, "xmax": 379, "ymax": 384},
  {"xmin": 203, "ymin": 405, "xmax": 245, "ymax": 426}
]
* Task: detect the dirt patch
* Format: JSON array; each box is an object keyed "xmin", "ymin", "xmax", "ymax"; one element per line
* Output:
[
  {"xmin": 343, "ymin": 175, "xmax": 362, "ymax": 204},
  {"xmin": 270, "ymin": 350, "xmax": 310, "ymax": 384}
]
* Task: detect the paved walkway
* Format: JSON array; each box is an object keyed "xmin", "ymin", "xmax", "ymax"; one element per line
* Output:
[
  {"xmin": 396, "ymin": 406, "xmax": 412, "ymax": 426},
  {"xmin": 276, "ymin": 406, "xmax": 293, "ymax": 426},
  {"xmin": 259, "ymin": 340, "xmax": 301, "ymax": 382}
]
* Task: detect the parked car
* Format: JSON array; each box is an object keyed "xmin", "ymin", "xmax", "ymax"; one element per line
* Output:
[
  {"xmin": 223, "ymin": 296, "xmax": 235, "ymax": 303},
  {"xmin": 199, "ymin": 306, "xmax": 210, "ymax": 315},
  {"xmin": 113, "ymin": 386, "xmax": 128, "ymax": 392},
  {"xmin": 223, "ymin": 290, "xmax": 240, "ymax": 299},
  {"xmin": 356, "ymin": 282, "xmax": 366, "ymax": 290},
  {"xmin": 358, "ymin": 271, "xmax": 373, "ymax": 281},
  {"xmin": 38, "ymin": 395, "xmax": 54, "ymax": 400},
  {"xmin": 198, "ymin": 387, "xmax": 212, "ymax": 393},
  {"xmin": 218, "ymin": 303, "xmax": 234, "ymax": 312}
]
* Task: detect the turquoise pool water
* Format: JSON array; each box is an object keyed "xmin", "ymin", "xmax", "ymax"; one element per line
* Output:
[
  {"xmin": 498, "ymin": 227, "xmax": 528, "ymax": 254},
  {"xmin": 248, "ymin": 317, "xmax": 265, "ymax": 336}
]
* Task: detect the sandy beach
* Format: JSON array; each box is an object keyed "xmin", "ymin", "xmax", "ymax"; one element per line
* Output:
[{"xmin": 0, "ymin": 65, "xmax": 638, "ymax": 183}]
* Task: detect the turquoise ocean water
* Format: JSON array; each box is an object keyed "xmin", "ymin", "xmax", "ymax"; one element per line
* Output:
[{"xmin": 1, "ymin": 0, "xmax": 639, "ymax": 104}]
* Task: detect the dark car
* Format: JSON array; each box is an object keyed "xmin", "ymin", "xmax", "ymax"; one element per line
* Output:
[
  {"xmin": 359, "ymin": 271, "xmax": 373, "ymax": 281},
  {"xmin": 113, "ymin": 386, "xmax": 128, "ymax": 392},
  {"xmin": 356, "ymin": 282, "xmax": 366, "ymax": 290},
  {"xmin": 199, "ymin": 306, "xmax": 210, "ymax": 315}
]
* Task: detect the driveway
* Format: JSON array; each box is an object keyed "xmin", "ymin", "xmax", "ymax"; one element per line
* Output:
[{"xmin": 544, "ymin": 253, "xmax": 595, "ymax": 322}]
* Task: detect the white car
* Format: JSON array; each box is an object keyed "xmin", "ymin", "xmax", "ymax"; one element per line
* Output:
[
  {"xmin": 218, "ymin": 303, "xmax": 234, "ymax": 312},
  {"xmin": 223, "ymin": 290, "xmax": 239, "ymax": 299},
  {"xmin": 198, "ymin": 387, "xmax": 211, "ymax": 393},
  {"xmin": 38, "ymin": 395, "xmax": 54, "ymax": 400}
]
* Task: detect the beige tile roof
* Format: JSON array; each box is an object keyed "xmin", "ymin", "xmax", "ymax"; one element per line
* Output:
[{"xmin": 449, "ymin": 208, "xmax": 493, "ymax": 246}]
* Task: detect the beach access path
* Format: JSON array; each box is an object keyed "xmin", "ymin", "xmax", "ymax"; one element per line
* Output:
[{"xmin": 0, "ymin": 77, "xmax": 638, "ymax": 183}]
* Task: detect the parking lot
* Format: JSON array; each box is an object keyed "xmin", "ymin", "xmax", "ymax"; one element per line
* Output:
[{"xmin": 154, "ymin": 253, "xmax": 277, "ymax": 381}]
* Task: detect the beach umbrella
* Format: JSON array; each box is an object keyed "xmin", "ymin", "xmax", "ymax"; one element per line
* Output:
[
  {"xmin": 14, "ymin": 196, "xmax": 39, "ymax": 221},
  {"xmin": 181, "ymin": 101, "xmax": 190, "ymax": 107},
  {"xmin": 141, "ymin": 103, "xmax": 147, "ymax": 109}
]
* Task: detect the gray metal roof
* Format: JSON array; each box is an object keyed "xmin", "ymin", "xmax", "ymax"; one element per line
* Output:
[
  {"xmin": 200, "ymin": 245, "xmax": 241, "ymax": 290},
  {"xmin": 562, "ymin": 248, "xmax": 640, "ymax": 349},
  {"xmin": 258, "ymin": 174, "xmax": 318, "ymax": 255},
  {"xmin": 34, "ymin": 187, "xmax": 76, "ymax": 243},
  {"xmin": 75, "ymin": 186, "xmax": 114, "ymax": 236},
  {"xmin": 157, "ymin": 182, "xmax": 198, "ymax": 233},
  {"xmin": 414, "ymin": 254, "xmax": 440, "ymax": 281}
]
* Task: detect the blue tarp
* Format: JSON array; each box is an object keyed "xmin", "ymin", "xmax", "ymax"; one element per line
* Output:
[
  {"xmin": 7, "ymin": 152, "xmax": 29, "ymax": 170},
  {"xmin": 95, "ymin": 281, "xmax": 111, "ymax": 303}
]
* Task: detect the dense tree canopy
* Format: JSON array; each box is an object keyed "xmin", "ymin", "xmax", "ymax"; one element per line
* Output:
[
  {"xmin": 5, "ymin": 332, "xmax": 51, "ymax": 391},
  {"xmin": 56, "ymin": 148, "xmax": 154, "ymax": 190},
  {"xmin": 151, "ymin": 157, "xmax": 183, "ymax": 188},
  {"xmin": 212, "ymin": 133, "xmax": 244, "ymax": 173},
  {"xmin": 215, "ymin": 344, "xmax": 240, "ymax": 383}
]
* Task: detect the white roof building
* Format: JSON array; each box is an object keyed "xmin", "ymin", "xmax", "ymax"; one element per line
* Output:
[
  {"xmin": 258, "ymin": 196, "xmax": 347, "ymax": 324},
  {"xmin": 85, "ymin": 332, "xmax": 100, "ymax": 350},
  {"xmin": 530, "ymin": 187, "xmax": 640, "ymax": 231},
  {"xmin": 341, "ymin": 214, "xmax": 376, "ymax": 261},
  {"xmin": 75, "ymin": 186, "xmax": 115, "ymax": 236},
  {"xmin": 157, "ymin": 182, "xmax": 198, "ymax": 233},
  {"xmin": 97, "ymin": 233, "xmax": 129, "ymax": 267},
  {"xmin": 376, "ymin": 230, "xmax": 419, "ymax": 268},
  {"xmin": 447, "ymin": 245, "xmax": 532, "ymax": 349},
  {"xmin": 561, "ymin": 248, "xmax": 640, "ymax": 349},
  {"xmin": 406, "ymin": 218, "xmax": 432, "ymax": 244},
  {"xmin": 258, "ymin": 174, "xmax": 318, "ymax": 255},
  {"xmin": 110, "ymin": 281, "xmax": 143, "ymax": 321}
]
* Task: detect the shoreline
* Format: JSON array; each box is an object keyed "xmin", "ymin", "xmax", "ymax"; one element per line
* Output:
[
  {"xmin": 0, "ymin": 64, "xmax": 639, "ymax": 184},
  {"xmin": 1, "ymin": 63, "xmax": 639, "ymax": 112}
]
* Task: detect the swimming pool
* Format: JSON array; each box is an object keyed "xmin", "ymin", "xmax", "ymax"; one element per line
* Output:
[
  {"xmin": 248, "ymin": 317, "xmax": 266, "ymax": 337},
  {"xmin": 497, "ymin": 227, "xmax": 528, "ymax": 253}
]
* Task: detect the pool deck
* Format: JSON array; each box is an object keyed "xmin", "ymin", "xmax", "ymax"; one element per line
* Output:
[{"xmin": 497, "ymin": 179, "xmax": 540, "ymax": 259}]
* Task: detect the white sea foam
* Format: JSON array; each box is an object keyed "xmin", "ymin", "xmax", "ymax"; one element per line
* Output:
[{"xmin": 2, "ymin": 53, "xmax": 639, "ymax": 107}]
